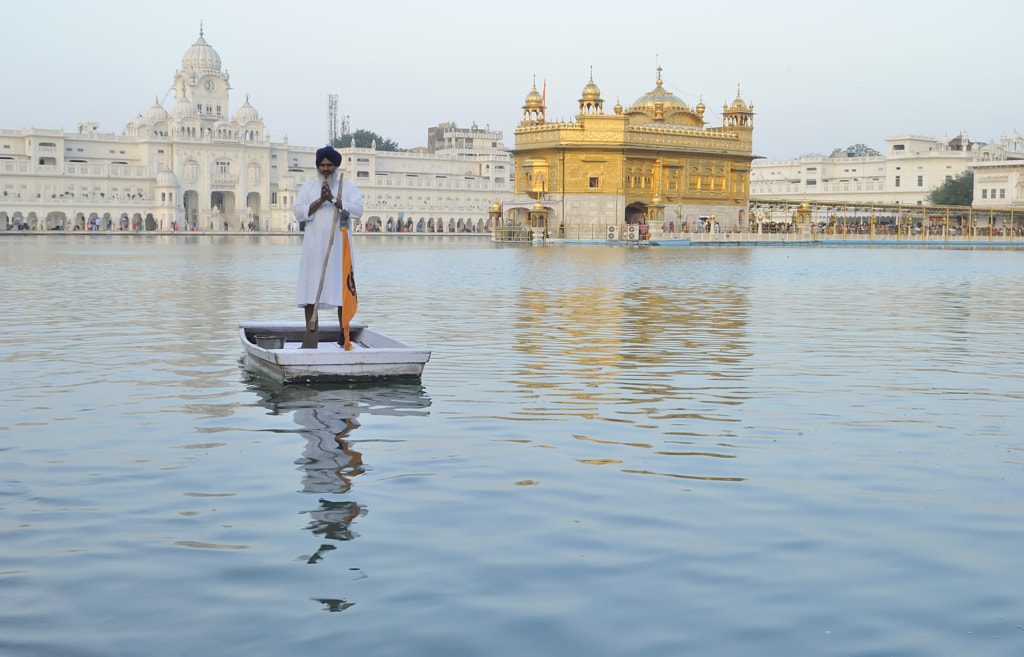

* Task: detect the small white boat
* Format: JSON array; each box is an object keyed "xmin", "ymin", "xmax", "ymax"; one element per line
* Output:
[{"xmin": 239, "ymin": 321, "xmax": 430, "ymax": 383}]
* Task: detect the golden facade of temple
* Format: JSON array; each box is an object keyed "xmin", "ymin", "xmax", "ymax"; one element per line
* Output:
[{"xmin": 506, "ymin": 68, "xmax": 755, "ymax": 237}]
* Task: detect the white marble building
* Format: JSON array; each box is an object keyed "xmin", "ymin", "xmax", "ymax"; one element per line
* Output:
[
  {"xmin": 751, "ymin": 134, "xmax": 975, "ymax": 206},
  {"xmin": 970, "ymin": 131, "xmax": 1024, "ymax": 209},
  {"xmin": 0, "ymin": 30, "xmax": 513, "ymax": 233}
]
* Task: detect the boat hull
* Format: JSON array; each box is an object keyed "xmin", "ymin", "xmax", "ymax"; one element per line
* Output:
[{"xmin": 239, "ymin": 321, "xmax": 430, "ymax": 383}]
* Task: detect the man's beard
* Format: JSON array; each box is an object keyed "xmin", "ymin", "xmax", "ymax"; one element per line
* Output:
[{"xmin": 322, "ymin": 170, "xmax": 338, "ymax": 186}]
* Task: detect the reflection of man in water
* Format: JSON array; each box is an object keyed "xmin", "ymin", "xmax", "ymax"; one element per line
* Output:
[{"xmin": 297, "ymin": 408, "xmax": 366, "ymax": 564}]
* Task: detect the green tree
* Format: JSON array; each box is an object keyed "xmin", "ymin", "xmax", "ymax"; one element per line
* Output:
[
  {"xmin": 830, "ymin": 143, "xmax": 882, "ymax": 157},
  {"xmin": 332, "ymin": 129, "xmax": 402, "ymax": 151},
  {"xmin": 928, "ymin": 170, "xmax": 974, "ymax": 206}
]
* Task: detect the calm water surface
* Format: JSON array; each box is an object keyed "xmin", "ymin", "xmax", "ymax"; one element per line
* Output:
[{"xmin": 1, "ymin": 235, "xmax": 1022, "ymax": 656}]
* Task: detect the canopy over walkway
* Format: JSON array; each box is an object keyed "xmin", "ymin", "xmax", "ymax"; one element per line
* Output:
[{"xmin": 749, "ymin": 198, "xmax": 1022, "ymax": 236}]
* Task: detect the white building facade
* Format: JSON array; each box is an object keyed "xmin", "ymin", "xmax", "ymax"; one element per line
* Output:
[
  {"xmin": 0, "ymin": 30, "xmax": 513, "ymax": 233},
  {"xmin": 751, "ymin": 135, "xmax": 975, "ymax": 205},
  {"xmin": 970, "ymin": 131, "xmax": 1024, "ymax": 209}
]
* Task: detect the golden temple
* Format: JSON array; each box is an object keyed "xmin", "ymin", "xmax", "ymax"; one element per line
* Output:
[{"xmin": 500, "ymin": 67, "xmax": 755, "ymax": 239}]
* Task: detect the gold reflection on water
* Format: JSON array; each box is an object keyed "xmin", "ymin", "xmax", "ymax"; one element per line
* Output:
[
  {"xmin": 175, "ymin": 442, "xmax": 227, "ymax": 450},
  {"xmin": 574, "ymin": 434, "xmax": 652, "ymax": 449},
  {"xmin": 510, "ymin": 249, "xmax": 752, "ymax": 429},
  {"xmin": 655, "ymin": 451, "xmax": 736, "ymax": 459},
  {"xmin": 622, "ymin": 468, "xmax": 745, "ymax": 482},
  {"xmin": 173, "ymin": 540, "xmax": 249, "ymax": 550},
  {"xmin": 577, "ymin": 459, "xmax": 623, "ymax": 465}
]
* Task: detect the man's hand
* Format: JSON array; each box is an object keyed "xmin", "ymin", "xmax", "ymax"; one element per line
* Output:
[{"xmin": 319, "ymin": 180, "xmax": 333, "ymax": 204}]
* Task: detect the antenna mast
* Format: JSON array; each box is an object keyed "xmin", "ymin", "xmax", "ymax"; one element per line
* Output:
[{"xmin": 327, "ymin": 94, "xmax": 338, "ymax": 143}]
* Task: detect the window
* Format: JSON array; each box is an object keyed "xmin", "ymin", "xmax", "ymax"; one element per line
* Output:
[
  {"xmin": 357, "ymin": 171, "xmax": 369, "ymax": 177},
  {"xmin": 271, "ymin": 192, "xmax": 278, "ymax": 204},
  {"xmin": 893, "ymin": 144, "xmax": 905, "ymax": 151},
  {"xmin": 589, "ymin": 177, "xmax": 599, "ymax": 188},
  {"xmin": 982, "ymin": 189, "xmax": 988, "ymax": 199},
  {"xmin": 991, "ymin": 188, "xmax": 996, "ymax": 199},
  {"xmin": 1000, "ymin": 189, "xmax": 1005, "ymax": 199},
  {"xmin": 895, "ymin": 176, "xmax": 900, "ymax": 188},
  {"xmin": 917, "ymin": 176, "xmax": 923, "ymax": 187}
]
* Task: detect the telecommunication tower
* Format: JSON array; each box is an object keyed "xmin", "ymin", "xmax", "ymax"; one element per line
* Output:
[{"xmin": 327, "ymin": 94, "xmax": 338, "ymax": 143}]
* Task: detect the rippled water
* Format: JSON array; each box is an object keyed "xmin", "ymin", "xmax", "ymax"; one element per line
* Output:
[{"xmin": 2, "ymin": 235, "xmax": 1023, "ymax": 656}]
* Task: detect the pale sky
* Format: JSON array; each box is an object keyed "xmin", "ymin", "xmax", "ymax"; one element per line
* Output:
[{"xmin": 2, "ymin": 0, "xmax": 1020, "ymax": 160}]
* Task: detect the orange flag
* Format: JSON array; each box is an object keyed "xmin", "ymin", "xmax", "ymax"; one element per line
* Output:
[{"xmin": 340, "ymin": 227, "xmax": 358, "ymax": 350}]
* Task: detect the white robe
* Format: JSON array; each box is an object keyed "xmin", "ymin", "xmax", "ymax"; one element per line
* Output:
[{"xmin": 293, "ymin": 177, "xmax": 365, "ymax": 309}]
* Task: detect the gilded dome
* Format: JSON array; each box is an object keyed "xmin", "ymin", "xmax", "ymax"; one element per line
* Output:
[
  {"xmin": 523, "ymin": 83, "xmax": 543, "ymax": 109},
  {"xmin": 631, "ymin": 67, "xmax": 688, "ymax": 111},
  {"xmin": 234, "ymin": 95, "xmax": 260, "ymax": 124},
  {"xmin": 146, "ymin": 96, "xmax": 168, "ymax": 123},
  {"xmin": 181, "ymin": 29, "xmax": 222, "ymax": 73},
  {"xmin": 580, "ymin": 75, "xmax": 601, "ymax": 101},
  {"xmin": 728, "ymin": 85, "xmax": 748, "ymax": 110}
]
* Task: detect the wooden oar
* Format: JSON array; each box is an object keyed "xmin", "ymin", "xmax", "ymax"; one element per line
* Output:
[{"xmin": 301, "ymin": 173, "xmax": 344, "ymax": 349}]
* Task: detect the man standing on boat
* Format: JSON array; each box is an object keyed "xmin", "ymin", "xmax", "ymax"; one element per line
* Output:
[{"xmin": 293, "ymin": 146, "xmax": 364, "ymax": 341}]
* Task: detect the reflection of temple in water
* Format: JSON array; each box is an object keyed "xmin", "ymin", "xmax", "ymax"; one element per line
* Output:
[
  {"xmin": 507, "ymin": 249, "xmax": 753, "ymax": 427},
  {"xmin": 247, "ymin": 382, "xmax": 431, "ymax": 565}
]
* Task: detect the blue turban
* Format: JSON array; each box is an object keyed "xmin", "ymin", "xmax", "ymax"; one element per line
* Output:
[{"xmin": 316, "ymin": 145, "xmax": 341, "ymax": 166}]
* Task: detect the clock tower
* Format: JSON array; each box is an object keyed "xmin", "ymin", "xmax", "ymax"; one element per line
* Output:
[{"xmin": 171, "ymin": 26, "xmax": 231, "ymax": 128}]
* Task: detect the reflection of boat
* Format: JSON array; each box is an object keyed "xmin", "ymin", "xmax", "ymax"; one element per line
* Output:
[
  {"xmin": 239, "ymin": 321, "xmax": 431, "ymax": 383},
  {"xmin": 247, "ymin": 380, "xmax": 431, "ymax": 496},
  {"xmin": 649, "ymin": 238, "xmax": 692, "ymax": 246},
  {"xmin": 247, "ymin": 379, "xmax": 433, "ymax": 419}
]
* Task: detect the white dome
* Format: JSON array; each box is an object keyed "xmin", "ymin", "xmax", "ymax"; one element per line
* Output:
[
  {"xmin": 157, "ymin": 169, "xmax": 178, "ymax": 186},
  {"xmin": 173, "ymin": 97, "xmax": 196, "ymax": 118},
  {"xmin": 277, "ymin": 176, "xmax": 296, "ymax": 191},
  {"xmin": 181, "ymin": 31, "xmax": 222, "ymax": 73},
  {"xmin": 234, "ymin": 96, "xmax": 260, "ymax": 124},
  {"xmin": 125, "ymin": 113, "xmax": 147, "ymax": 130},
  {"xmin": 146, "ymin": 97, "xmax": 168, "ymax": 123}
]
